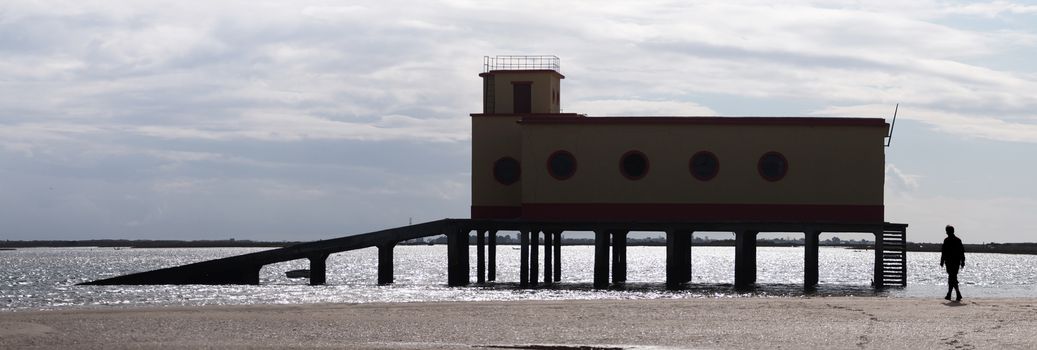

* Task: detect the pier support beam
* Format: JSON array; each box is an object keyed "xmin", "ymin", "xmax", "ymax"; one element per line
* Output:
[
  {"xmin": 678, "ymin": 231, "xmax": 692, "ymax": 284},
  {"xmin": 543, "ymin": 230, "xmax": 553, "ymax": 285},
  {"xmin": 611, "ymin": 231, "xmax": 628, "ymax": 285},
  {"xmin": 873, "ymin": 230, "xmax": 885, "ymax": 288},
  {"xmin": 666, "ymin": 230, "xmax": 692, "ymax": 289},
  {"xmin": 488, "ymin": 230, "xmax": 497, "ymax": 282},
  {"xmin": 520, "ymin": 230, "xmax": 530, "ymax": 288},
  {"xmin": 734, "ymin": 230, "xmax": 758, "ymax": 288},
  {"xmin": 665, "ymin": 231, "xmax": 677, "ymax": 289},
  {"xmin": 378, "ymin": 243, "xmax": 395, "ymax": 285},
  {"xmin": 308, "ymin": 253, "xmax": 329, "ymax": 286},
  {"xmin": 476, "ymin": 230, "xmax": 486, "ymax": 284},
  {"xmin": 530, "ymin": 230, "xmax": 540, "ymax": 287},
  {"xmin": 804, "ymin": 230, "xmax": 820, "ymax": 288},
  {"xmin": 447, "ymin": 229, "xmax": 469, "ymax": 287},
  {"xmin": 553, "ymin": 231, "xmax": 562, "ymax": 282},
  {"xmin": 593, "ymin": 230, "xmax": 610, "ymax": 289}
]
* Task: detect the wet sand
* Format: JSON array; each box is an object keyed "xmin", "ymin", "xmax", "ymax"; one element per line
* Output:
[{"xmin": 2, "ymin": 297, "xmax": 1036, "ymax": 349}]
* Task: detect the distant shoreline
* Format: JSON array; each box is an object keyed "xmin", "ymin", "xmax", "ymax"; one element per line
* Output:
[{"xmin": 2, "ymin": 239, "xmax": 1035, "ymax": 255}]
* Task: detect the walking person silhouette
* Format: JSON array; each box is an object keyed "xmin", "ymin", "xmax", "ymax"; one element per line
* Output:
[{"xmin": 940, "ymin": 225, "xmax": 966, "ymax": 302}]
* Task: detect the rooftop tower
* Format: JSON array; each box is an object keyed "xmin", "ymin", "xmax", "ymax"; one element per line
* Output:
[{"xmin": 472, "ymin": 56, "xmax": 579, "ymax": 219}]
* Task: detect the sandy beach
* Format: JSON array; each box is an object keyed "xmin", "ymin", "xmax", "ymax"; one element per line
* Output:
[{"xmin": 2, "ymin": 297, "xmax": 1036, "ymax": 349}]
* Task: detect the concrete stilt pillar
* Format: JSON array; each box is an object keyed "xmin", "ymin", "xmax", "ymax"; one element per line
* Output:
[
  {"xmin": 447, "ymin": 229, "xmax": 469, "ymax": 287},
  {"xmin": 680, "ymin": 231, "xmax": 693, "ymax": 284},
  {"xmin": 543, "ymin": 231, "xmax": 553, "ymax": 285},
  {"xmin": 519, "ymin": 230, "xmax": 529, "ymax": 288},
  {"xmin": 378, "ymin": 243, "xmax": 395, "ymax": 285},
  {"xmin": 665, "ymin": 230, "xmax": 692, "ymax": 289},
  {"xmin": 488, "ymin": 230, "xmax": 497, "ymax": 282},
  {"xmin": 476, "ymin": 230, "xmax": 486, "ymax": 284},
  {"xmin": 873, "ymin": 230, "xmax": 885, "ymax": 288},
  {"xmin": 611, "ymin": 231, "xmax": 627, "ymax": 285},
  {"xmin": 665, "ymin": 230, "xmax": 678, "ymax": 289},
  {"xmin": 553, "ymin": 231, "xmax": 562, "ymax": 282},
  {"xmin": 804, "ymin": 230, "xmax": 820, "ymax": 288},
  {"xmin": 308, "ymin": 253, "xmax": 329, "ymax": 286},
  {"xmin": 680, "ymin": 231, "xmax": 688, "ymax": 283},
  {"xmin": 530, "ymin": 230, "xmax": 540, "ymax": 287},
  {"xmin": 734, "ymin": 230, "xmax": 758, "ymax": 288},
  {"xmin": 593, "ymin": 230, "xmax": 610, "ymax": 289}
]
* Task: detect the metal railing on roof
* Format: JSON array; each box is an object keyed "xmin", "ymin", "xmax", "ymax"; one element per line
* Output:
[{"xmin": 483, "ymin": 55, "xmax": 560, "ymax": 72}]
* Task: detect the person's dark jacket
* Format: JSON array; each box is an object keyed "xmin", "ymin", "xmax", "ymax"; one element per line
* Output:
[{"xmin": 941, "ymin": 235, "xmax": 965, "ymax": 266}]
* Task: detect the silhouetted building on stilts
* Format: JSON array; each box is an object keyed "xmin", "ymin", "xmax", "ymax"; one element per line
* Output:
[{"xmin": 82, "ymin": 55, "xmax": 907, "ymax": 289}]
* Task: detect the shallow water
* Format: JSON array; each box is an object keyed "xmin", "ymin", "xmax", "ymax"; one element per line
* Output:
[{"xmin": 2, "ymin": 246, "xmax": 1034, "ymax": 311}]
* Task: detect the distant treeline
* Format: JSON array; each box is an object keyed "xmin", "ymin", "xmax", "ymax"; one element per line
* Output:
[
  {"xmin": 0, "ymin": 237, "xmax": 855, "ymax": 249},
  {"xmin": 905, "ymin": 242, "xmax": 1037, "ymax": 255},
  {"xmin": 405, "ymin": 237, "xmax": 1037, "ymax": 255},
  {"xmin": 3, "ymin": 239, "xmax": 1035, "ymax": 255},
  {"xmin": 408, "ymin": 236, "xmax": 869, "ymax": 248}
]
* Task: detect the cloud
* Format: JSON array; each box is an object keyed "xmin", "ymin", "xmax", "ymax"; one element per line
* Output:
[
  {"xmin": 811, "ymin": 104, "xmax": 1037, "ymax": 143},
  {"xmin": 2, "ymin": 0, "xmax": 1037, "ymax": 240},
  {"xmin": 126, "ymin": 113, "xmax": 470, "ymax": 142},
  {"xmin": 4, "ymin": 0, "xmax": 1036, "ymax": 142},
  {"xmin": 886, "ymin": 192, "xmax": 1037, "ymax": 243},
  {"xmin": 885, "ymin": 163, "xmax": 921, "ymax": 192},
  {"xmin": 943, "ymin": 1, "xmax": 1037, "ymax": 17},
  {"xmin": 567, "ymin": 99, "xmax": 717, "ymax": 116}
]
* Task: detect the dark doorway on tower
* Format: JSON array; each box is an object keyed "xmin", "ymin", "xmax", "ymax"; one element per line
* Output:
[{"xmin": 513, "ymin": 82, "xmax": 532, "ymax": 113}]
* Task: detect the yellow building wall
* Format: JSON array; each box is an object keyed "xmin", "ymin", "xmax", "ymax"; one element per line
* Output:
[
  {"xmin": 471, "ymin": 69, "xmax": 566, "ymax": 218},
  {"xmin": 471, "ymin": 116, "xmax": 524, "ymax": 210},
  {"xmin": 480, "ymin": 70, "xmax": 562, "ymax": 114},
  {"xmin": 516, "ymin": 120, "xmax": 888, "ymax": 221},
  {"xmin": 470, "ymin": 68, "xmax": 887, "ymax": 222}
]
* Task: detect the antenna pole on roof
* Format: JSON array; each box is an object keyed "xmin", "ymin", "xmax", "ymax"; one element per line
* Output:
[{"xmin": 885, "ymin": 103, "xmax": 899, "ymax": 147}]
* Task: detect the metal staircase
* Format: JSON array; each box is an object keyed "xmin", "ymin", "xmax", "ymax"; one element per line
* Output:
[{"xmin": 877, "ymin": 223, "xmax": 908, "ymax": 287}]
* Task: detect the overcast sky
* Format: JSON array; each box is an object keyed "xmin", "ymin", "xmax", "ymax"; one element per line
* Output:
[{"xmin": 2, "ymin": 1, "xmax": 1036, "ymax": 243}]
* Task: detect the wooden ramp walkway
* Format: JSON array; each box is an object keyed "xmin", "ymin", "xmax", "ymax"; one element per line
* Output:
[{"xmin": 80, "ymin": 219, "xmax": 467, "ymax": 286}]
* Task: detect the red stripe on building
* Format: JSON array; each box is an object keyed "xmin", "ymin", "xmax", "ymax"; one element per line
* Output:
[
  {"xmin": 471, "ymin": 206, "xmax": 522, "ymax": 219},
  {"xmin": 514, "ymin": 203, "xmax": 884, "ymax": 222}
]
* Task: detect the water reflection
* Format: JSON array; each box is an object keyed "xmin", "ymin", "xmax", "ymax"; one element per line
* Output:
[
  {"xmin": 1, "ymin": 246, "xmax": 1034, "ymax": 311},
  {"xmin": 474, "ymin": 281, "xmax": 890, "ymax": 298}
]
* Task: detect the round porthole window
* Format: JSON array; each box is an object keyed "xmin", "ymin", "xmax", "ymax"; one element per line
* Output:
[
  {"xmin": 493, "ymin": 157, "xmax": 521, "ymax": 185},
  {"xmin": 689, "ymin": 151, "xmax": 719, "ymax": 181},
  {"xmin": 758, "ymin": 151, "xmax": 788, "ymax": 181},
  {"xmin": 547, "ymin": 150, "xmax": 577, "ymax": 180},
  {"xmin": 619, "ymin": 151, "xmax": 649, "ymax": 180}
]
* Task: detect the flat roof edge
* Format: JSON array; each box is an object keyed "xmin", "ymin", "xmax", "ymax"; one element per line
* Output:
[
  {"xmin": 518, "ymin": 116, "xmax": 888, "ymax": 127},
  {"xmin": 479, "ymin": 70, "xmax": 566, "ymax": 79},
  {"xmin": 470, "ymin": 113, "xmax": 585, "ymax": 118}
]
